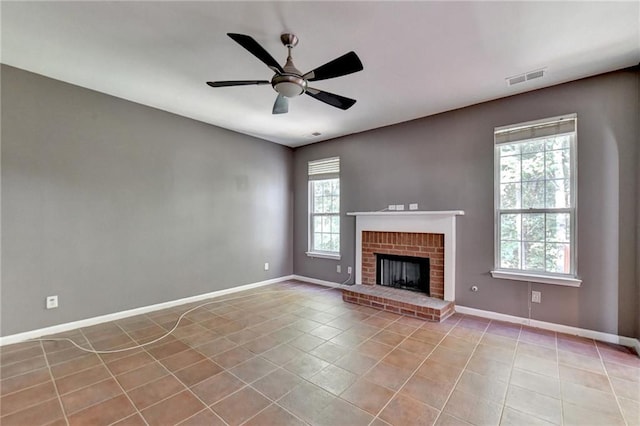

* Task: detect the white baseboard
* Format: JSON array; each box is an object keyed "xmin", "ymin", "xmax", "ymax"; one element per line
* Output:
[
  {"xmin": 291, "ymin": 274, "xmax": 350, "ymax": 289},
  {"xmin": 456, "ymin": 305, "xmax": 639, "ymax": 349},
  {"xmin": 0, "ymin": 275, "xmax": 295, "ymax": 347}
]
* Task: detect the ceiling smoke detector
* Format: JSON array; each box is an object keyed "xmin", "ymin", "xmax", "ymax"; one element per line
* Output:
[{"xmin": 506, "ymin": 68, "xmax": 546, "ymax": 86}]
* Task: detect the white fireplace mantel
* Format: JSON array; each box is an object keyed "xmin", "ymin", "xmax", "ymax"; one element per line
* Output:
[{"xmin": 346, "ymin": 210, "xmax": 464, "ymax": 302}]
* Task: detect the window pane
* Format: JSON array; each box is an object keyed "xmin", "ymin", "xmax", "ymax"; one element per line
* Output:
[
  {"xmin": 545, "ymin": 179, "xmax": 570, "ymax": 208},
  {"xmin": 500, "ymin": 155, "xmax": 521, "ymax": 183},
  {"xmin": 523, "ymin": 213, "xmax": 544, "ymax": 242},
  {"xmin": 500, "ymin": 144, "xmax": 520, "ymax": 156},
  {"xmin": 329, "ymin": 234, "xmax": 340, "ymax": 252},
  {"xmin": 500, "ymin": 183, "xmax": 521, "ymax": 209},
  {"xmin": 329, "ymin": 196, "xmax": 339, "ymax": 213},
  {"xmin": 546, "ymin": 243, "xmax": 570, "ymax": 273},
  {"xmin": 314, "ymin": 182, "xmax": 323, "ymax": 197},
  {"xmin": 331, "ymin": 216, "xmax": 339, "ymax": 233},
  {"xmin": 546, "ymin": 135, "xmax": 570, "ymax": 150},
  {"xmin": 321, "ymin": 233, "xmax": 331, "ymax": 249},
  {"xmin": 546, "ymin": 213, "xmax": 570, "ymax": 243},
  {"xmin": 521, "ymin": 152, "xmax": 545, "ymax": 180},
  {"xmin": 314, "ymin": 216, "xmax": 323, "ymax": 232},
  {"xmin": 522, "ymin": 181, "xmax": 545, "ymax": 208},
  {"xmin": 521, "ymin": 140, "xmax": 545, "ymax": 154},
  {"xmin": 313, "ymin": 233, "xmax": 322, "ymax": 251},
  {"xmin": 500, "ymin": 241, "xmax": 521, "ymax": 269},
  {"xmin": 322, "ymin": 216, "xmax": 331, "ymax": 233},
  {"xmin": 545, "ymin": 149, "xmax": 570, "ymax": 179},
  {"xmin": 523, "ymin": 242, "xmax": 545, "ymax": 271},
  {"xmin": 322, "ymin": 197, "xmax": 333, "ymax": 213},
  {"xmin": 500, "ymin": 214, "xmax": 520, "ymax": 241},
  {"xmin": 312, "ymin": 196, "xmax": 321, "ymax": 213}
]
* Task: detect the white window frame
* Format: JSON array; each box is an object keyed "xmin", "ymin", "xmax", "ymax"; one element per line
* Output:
[
  {"xmin": 307, "ymin": 157, "xmax": 341, "ymax": 260},
  {"xmin": 491, "ymin": 114, "xmax": 581, "ymax": 287}
]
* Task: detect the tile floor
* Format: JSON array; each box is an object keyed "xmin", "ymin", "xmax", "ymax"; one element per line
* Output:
[{"xmin": 1, "ymin": 280, "xmax": 639, "ymax": 426}]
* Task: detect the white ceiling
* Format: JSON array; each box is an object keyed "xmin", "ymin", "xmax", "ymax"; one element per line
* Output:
[{"xmin": 2, "ymin": 1, "xmax": 639, "ymax": 147}]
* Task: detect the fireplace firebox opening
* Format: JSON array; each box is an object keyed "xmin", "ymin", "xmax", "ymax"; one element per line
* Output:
[{"xmin": 375, "ymin": 253, "xmax": 430, "ymax": 295}]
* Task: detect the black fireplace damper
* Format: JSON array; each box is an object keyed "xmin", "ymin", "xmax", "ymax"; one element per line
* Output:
[{"xmin": 375, "ymin": 253, "xmax": 430, "ymax": 295}]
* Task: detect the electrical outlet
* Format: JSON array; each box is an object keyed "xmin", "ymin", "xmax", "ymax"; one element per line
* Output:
[
  {"xmin": 396, "ymin": 204, "xmax": 405, "ymax": 211},
  {"xmin": 409, "ymin": 203, "xmax": 419, "ymax": 210},
  {"xmin": 388, "ymin": 205, "xmax": 396, "ymax": 211},
  {"xmin": 531, "ymin": 291, "xmax": 542, "ymax": 303},
  {"xmin": 336, "ymin": 265, "xmax": 341, "ymax": 273},
  {"xmin": 347, "ymin": 266, "xmax": 352, "ymax": 274},
  {"xmin": 46, "ymin": 295, "xmax": 58, "ymax": 309},
  {"xmin": 264, "ymin": 262, "xmax": 269, "ymax": 271}
]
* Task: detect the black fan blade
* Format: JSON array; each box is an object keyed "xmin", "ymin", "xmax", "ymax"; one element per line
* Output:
[
  {"xmin": 303, "ymin": 51, "xmax": 363, "ymax": 82},
  {"xmin": 207, "ymin": 80, "xmax": 270, "ymax": 88},
  {"xmin": 227, "ymin": 33, "xmax": 284, "ymax": 74},
  {"xmin": 305, "ymin": 87, "xmax": 356, "ymax": 110},
  {"xmin": 272, "ymin": 94, "xmax": 288, "ymax": 114}
]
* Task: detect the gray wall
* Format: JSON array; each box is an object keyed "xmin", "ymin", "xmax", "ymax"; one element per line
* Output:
[
  {"xmin": 293, "ymin": 68, "xmax": 639, "ymax": 338},
  {"xmin": 1, "ymin": 65, "xmax": 293, "ymax": 336}
]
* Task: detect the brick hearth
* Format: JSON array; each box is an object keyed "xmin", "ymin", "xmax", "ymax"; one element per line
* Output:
[{"xmin": 342, "ymin": 285, "xmax": 454, "ymax": 322}]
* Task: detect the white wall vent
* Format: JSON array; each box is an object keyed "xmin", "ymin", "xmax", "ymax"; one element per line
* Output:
[{"xmin": 506, "ymin": 68, "xmax": 546, "ymax": 86}]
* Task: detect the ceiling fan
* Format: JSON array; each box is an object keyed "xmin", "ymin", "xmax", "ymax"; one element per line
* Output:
[{"xmin": 207, "ymin": 33, "xmax": 364, "ymax": 114}]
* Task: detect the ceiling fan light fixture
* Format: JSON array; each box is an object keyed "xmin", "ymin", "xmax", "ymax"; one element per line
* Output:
[{"xmin": 272, "ymin": 74, "xmax": 307, "ymax": 97}]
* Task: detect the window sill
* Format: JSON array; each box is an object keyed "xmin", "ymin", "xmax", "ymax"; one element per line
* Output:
[
  {"xmin": 306, "ymin": 251, "xmax": 341, "ymax": 260},
  {"xmin": 490, "ymin": 270, "xmax": 582, "ymax": 287}
]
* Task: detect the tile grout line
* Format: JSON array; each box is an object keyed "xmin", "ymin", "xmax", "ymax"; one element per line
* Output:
[
  {"xmin": 221, "ymin": 285, "xmax": 343, "ymax": 425},
  {"xmin": 336, "ymin": 305, "xmax": 445, "ymax": 424},
  {"xmin": 39, "ymin": 340, "xmax": 70, "ymax": 426},
  {"xmin": 428, "ymin": 316, "xmax": 490, "ymax": 426},
  {"xmin": 215, "ymin": 302, "xmax": 402, "ymax": 425},
  {"xmin": 556, "ymin": 328, "xmax": 564, "ymax": 426},
  {"xmin": 79, "ymin": 327, "xmax": 150, "ymax": 426},
  {"xmin": 593, "ymin": 342, "xmax": 630, "ymax": 426},
  {"xmin": 265, "ymin": 305, "xmax": 404, "ymax": 424},
  {"xmin": 113, "ymin": 320, "xmax": 231, "ymax": 426},
  {"xmin": 368, "ymin": 314, "xmax": 465, "ymax": 426},
  {"xmin": 495, "ymin": 320, "xmax": 525, "ymax": 425},
  {"xmin": 140, "ymin": 297, "xmax": 316, "ymax": 426},
  {"xmin": 0, "ymin": 367, "xmax": 53, "ymax": 398},
  {"xmin": 232, "ymin": 303, "xmax": 378, "ymax": 425}
]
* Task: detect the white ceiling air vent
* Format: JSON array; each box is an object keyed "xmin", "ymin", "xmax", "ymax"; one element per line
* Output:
[
  {"xmin": 305, "ymin": 131, "xmax": 322, "ymax": 139},
  {"xmin": 506, "ymin": 68, "xmax": 546, "ymax": 86}
]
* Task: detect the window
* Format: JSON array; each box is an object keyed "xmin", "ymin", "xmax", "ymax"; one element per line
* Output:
[
  {"xmin": 492, "ymin": 114, "xmax": 580, "ymax": 286},
  {"xmin": 308, "ymin": 157, "xmax": 340, "ymax": 259}
]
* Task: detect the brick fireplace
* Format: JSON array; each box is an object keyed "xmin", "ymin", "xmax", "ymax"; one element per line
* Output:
[
  {"xmin": 361, "ymin": 231, "xmax": 444, "ymax": 298},
  {"xmin": 343, "ymin": 211, "xmax": 463, "ymax": 322},
  {"xmin": 347, "ymin": 210, "xmax": 464, "ymax": 302}
]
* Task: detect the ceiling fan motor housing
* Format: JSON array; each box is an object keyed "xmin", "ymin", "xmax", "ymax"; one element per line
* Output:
[{"xmin": 272, "ymin": 42, "xmax": 306, "ymax": 98}]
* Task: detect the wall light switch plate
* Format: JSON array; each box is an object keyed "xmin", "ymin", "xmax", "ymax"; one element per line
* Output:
[
  {"xmin": 396, "ymin": 204, "xmax": 405, "ymax": 211},
  {"xmin": 409, "ymin": 203, "xmax": 419, "ymax": 210},
  {"xmin": 336, "ymin": 265, "xmax": 341, "ymax": 273},
  {"xmin": 388, "ymin": 205, "xmax": 396, "ymax": 211},
  {"xmin": 264, "ymin": 262, "xmax": 269, "ymax": 271}
]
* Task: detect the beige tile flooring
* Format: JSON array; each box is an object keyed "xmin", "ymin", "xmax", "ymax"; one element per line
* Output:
[{"xmin": 1, "ymin": 280, "xmax": 639, "ymax": 426}]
